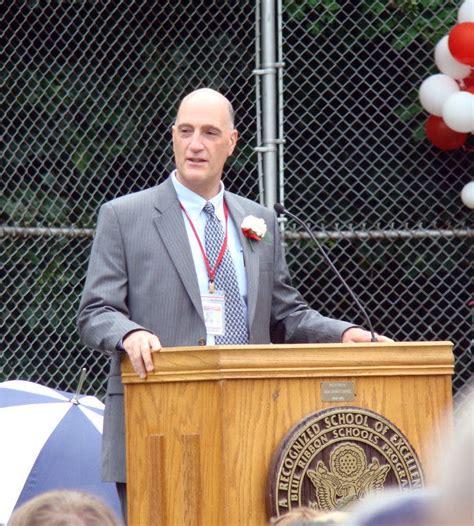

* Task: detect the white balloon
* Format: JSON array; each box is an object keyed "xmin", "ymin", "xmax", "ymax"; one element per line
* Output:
[
  {"xmin": 461, "ymin": 181, "xmax": 474, "ymax": 209},
  {"xmin": 458, "ymin": 0, "xmax": 474, "ymax": 23},
  {"xmin": 434, "ymin": 35, "xmax": 471, "ymax": 80},
  {"xmin": 442, "ymin": 91, "xmax": 474, "ymax": 132},
  {"xmin": 419, "ymin": 74, "xmax": 460, "ymax": 116}
]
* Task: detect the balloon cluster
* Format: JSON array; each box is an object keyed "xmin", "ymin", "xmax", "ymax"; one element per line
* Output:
[
  {"xmin": 418, "ymin": 1, "xmax": 474, "ymax": 209},
  {"xmin": 419, "ymin": 0, "xmax": 474, "ymax": 153}
]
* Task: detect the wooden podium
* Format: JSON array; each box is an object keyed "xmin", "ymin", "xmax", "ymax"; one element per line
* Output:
[{"xmin": 121, "ymin": 342, "xmax": 453, "ymax": 526}]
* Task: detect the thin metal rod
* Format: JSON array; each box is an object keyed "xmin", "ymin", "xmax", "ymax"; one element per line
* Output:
[
  {"xmin": 70, "ymin": 367, "xmax": 88, "ymax": 405},
  {"xmin": 1, "ymin": 226, "xmax": 95, "ymax": 238},
  {"xmin": 278, "ymin": 205, "xmax": 376, "ymax": 342},
  {"xmin": 283, "ymin": 228, "xmax": 474, "ymax": 241},
  {"xmin": 1, "ymin": 226, "xmax": 472, "ymax": 240}
]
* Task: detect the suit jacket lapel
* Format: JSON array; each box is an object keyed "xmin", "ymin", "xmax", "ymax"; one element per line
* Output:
[
  {"xmin": 225, "ymin": 192, "xmax": 260, "ymax": 333},
  {"xmin": 152, "ymin": 179, "xmax": 204, "ymax": 323}
]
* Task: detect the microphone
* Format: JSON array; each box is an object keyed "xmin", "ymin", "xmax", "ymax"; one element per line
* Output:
[{"xmin": 274, "ymin": 203, "xmax": 377, "ymax": 342}]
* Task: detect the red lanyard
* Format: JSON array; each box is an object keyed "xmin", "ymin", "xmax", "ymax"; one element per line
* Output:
[{"xmin": 180, "ymin": 200, "xmax": 229, "ymax": 293}]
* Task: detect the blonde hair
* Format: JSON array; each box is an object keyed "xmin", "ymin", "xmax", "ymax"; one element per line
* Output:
[
  {"xmin": 8, "ymin": 490, "xmax": 122, "ymax": 526},
  {"xmin": 270, "ymin": 506, "xmax": 348, "ymax": 525}
]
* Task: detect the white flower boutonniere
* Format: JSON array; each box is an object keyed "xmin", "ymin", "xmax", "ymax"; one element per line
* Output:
[{"xmin": 241, "ymin": 215, "xmax": 267, "ymax": 241}]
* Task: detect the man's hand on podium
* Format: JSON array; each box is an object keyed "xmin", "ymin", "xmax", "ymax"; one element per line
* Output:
[
  {"xmin": 123, "ymin": 330, "xmax": 162, "ymax": 378},
  {"xmin": 342, "ymin": 327, "xmax": 394, "ymax": 343}
]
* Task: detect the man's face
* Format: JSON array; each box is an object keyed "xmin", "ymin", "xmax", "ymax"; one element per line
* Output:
[{"xmin": 172, "ymin": 93, "xmax": 238, "ymax": 198}]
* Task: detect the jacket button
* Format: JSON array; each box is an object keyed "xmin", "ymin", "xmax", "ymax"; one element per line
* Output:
[{"xmin": 198, "ymin": 337, "xmax": 206, "ymax": 346}]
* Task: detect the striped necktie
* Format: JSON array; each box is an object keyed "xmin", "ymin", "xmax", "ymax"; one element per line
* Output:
[{"xmin": 203, "ymin": 202, "xmax": 249, "ymax": 344}]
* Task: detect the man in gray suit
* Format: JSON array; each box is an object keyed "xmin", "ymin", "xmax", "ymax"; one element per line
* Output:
[{"xmin": 77, "ymin": 88, "xmax": 391, "ymax": 513}]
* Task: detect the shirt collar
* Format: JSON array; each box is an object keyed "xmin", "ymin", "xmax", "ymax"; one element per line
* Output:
[{"xmin": 171, "ymin": 170, "xmax": 226, "ymax": 221}]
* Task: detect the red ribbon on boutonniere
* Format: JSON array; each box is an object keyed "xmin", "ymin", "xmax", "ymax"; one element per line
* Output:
[{"xmin": 241, "ymin": 215, "xmax": 267, "ymax": 241}]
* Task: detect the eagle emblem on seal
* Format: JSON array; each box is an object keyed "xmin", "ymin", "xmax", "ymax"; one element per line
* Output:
[{"xmin": 307, "ymin": 442, "xmax": 390, "ymax": 511}]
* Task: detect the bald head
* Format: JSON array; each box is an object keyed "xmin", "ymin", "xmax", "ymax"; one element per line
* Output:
[
  {"xmin": 176, "ymin": 88, "xmax": 235, "ymax": 129},
  {"xmin": 172, "ymin": 87, "xmax": 238, "ymax": 199}
]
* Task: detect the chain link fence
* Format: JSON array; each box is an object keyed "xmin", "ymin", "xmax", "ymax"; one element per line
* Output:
[
  {"xmin": 2, "ymin": 0, "xmax": 258, "ymax": 396},
  {"xmin": 280, "ymin": 0, "xmax": 472, "ymax": 406},
  {"xmin": 2, "ymin": 1, "xmax": 472, "ymax": 404}
]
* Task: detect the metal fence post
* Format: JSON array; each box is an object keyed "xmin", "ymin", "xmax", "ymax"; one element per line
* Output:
[{"xmin": 259, "ymin": 0, "xmax": 278, "ymax": 208}]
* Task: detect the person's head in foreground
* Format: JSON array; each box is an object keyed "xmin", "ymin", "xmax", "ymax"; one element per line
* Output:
[
  {"xmin": 345, "ymin": 381, "xmax": 474, "ymax": 526},
  {"xmin": 270, "ymin": 506, "xmax": 348, "ymax": 525},
  {"xmin": 8, "ymin": 489, "xmax": 123, "ymax": 526}
]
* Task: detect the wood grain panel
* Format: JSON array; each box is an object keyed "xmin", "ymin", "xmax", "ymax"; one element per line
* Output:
[
  {"xmin": 125, "ymin": 381, "xmax": 225, "ymax": 525},
  {"xmin": 146, "ymin": 435, "xmax": 166, "ymax": 526},
  {"xmin": 122, "ymin": 342, "xmax": 453, "ymax": 384},
  {"xmin": 182, "ymin": 434, "xmax": 202, "ymax": 526},
  {"xmin": 122, "ymin": 342, "xmax": 453, "ymax": 525}
]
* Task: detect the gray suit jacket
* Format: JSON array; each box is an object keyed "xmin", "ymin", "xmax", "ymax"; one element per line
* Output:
[{"xmin": 77, "ymin": 177, "xmax": 354, "ymax": 482}]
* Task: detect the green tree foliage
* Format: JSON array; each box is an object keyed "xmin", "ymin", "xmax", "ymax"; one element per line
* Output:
[
  {"xmin": 285, "ymin": 0, "xmax": 457, "ymax": 48},
  {"xmin": 283, "ymin": 0, "xmax": 459, "ymax": 138}
]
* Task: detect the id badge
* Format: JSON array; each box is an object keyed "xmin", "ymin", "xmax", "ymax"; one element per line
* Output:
[{"xmin": 201, "ymin": 291, "xmax": 226, "ymax": 336}]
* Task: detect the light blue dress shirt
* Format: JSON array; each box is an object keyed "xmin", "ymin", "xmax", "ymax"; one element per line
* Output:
[{"xmin": 171, "ymin": 172, "xmax": 248, "ymax": 344}]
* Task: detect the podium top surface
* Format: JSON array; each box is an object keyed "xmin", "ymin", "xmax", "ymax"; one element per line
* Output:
[{"xmin": 121, "ymin": 341, "xmax": 454, "ymax": 384}]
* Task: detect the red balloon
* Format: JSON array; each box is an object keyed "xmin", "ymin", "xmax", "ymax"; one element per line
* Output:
[
  {"xmin": 425, "ymin": 115, "xmax": 467, "ymax": 151},
  {"xmin": 448, "ymin": 23, "xmax": 474, "ymax": 67},
  {"xmin": 463, "ymin": 70, "xmax": 474, "ymax": 88},
  {"xmin": 464, "ymin": 85, "xmax": 474, "ymax": 94}
]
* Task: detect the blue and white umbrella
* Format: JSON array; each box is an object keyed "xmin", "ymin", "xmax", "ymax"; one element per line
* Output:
[{"xmin": 0, "ymin": 379, "xmax": 121, "ymax": 524}]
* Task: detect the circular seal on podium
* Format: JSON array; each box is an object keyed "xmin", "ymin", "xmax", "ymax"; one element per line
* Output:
[{"xmin": 267, "ymin": 406, "xmax": 424, "ymax": 518}]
